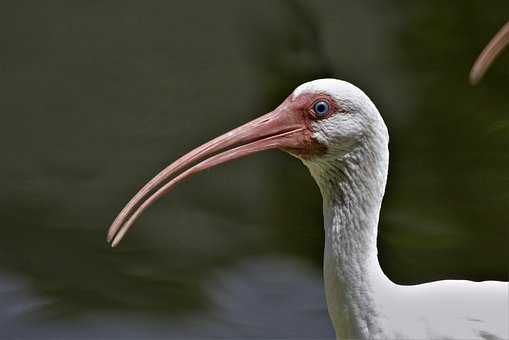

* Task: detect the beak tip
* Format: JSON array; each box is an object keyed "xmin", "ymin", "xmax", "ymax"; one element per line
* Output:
[
  {"xmin": 110, "ymin": 232, "xmax": 125, "ymax": 247},
  {"xmin": 468, "ymin": 74, "xmax": 479, "ymax": 86},
  {"xmin": 106, "ymin": 232, "xmax": 114, "ymax": 243},
  {"xmin": 469, "ymin": 65, "xmax": 483, "ymax": 86},
  {"xmin": 106, "ymin": 228, "xmax": 119, "ymax": 246}
]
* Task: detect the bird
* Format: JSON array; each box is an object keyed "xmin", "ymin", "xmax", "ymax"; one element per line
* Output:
[
  {"xmin": 470, "ymin": 21, "xmax": 509, "ymax": 84},
  {"xmin": 107, "ymin": 79, "xmax": 509, "ymax": 339}
]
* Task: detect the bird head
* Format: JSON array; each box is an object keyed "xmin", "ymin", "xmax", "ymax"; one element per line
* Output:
[
  {"xmin": 291, "ymin": 79, "xmax": 387, "ymax": 167},
  {"xmin": 107, "ymin": 79, "xmax": 388, "ymax": 246}
]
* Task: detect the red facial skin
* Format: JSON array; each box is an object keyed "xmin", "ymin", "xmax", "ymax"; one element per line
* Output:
[
  {"xmin": 107, "ymin": 92, "xmax": 337, "ymax": 246},
  {"xmin": 283, "ymin": 93, "xmax": 336, "ymax": 158}
]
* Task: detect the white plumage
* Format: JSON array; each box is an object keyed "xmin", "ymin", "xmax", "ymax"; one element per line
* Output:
[{"xmin": 297, "ymin": 79, "xmax": 508, "ymax": 340}]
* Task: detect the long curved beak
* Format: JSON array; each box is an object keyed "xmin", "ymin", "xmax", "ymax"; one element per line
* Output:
[
  {"xmin": 107, "ymin": 99, "xmax": 316, "ymax": 247},
  {"xmin": 470, "ymin": 21, "xmax": 509, "ymax": 85}
]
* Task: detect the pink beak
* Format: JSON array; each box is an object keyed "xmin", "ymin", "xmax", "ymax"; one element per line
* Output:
[
  {"xmin": 470, "ymin": 21, "xmax": 509, "ymax": 85},
  {"xmin": 107, "ymin": 96, "xmax": 322, "ymax": 247}
]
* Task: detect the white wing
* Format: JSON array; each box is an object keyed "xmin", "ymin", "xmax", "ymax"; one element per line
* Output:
[{"xmin": 379, "ymin": 280, "xmax": 509, "ymax": 339}]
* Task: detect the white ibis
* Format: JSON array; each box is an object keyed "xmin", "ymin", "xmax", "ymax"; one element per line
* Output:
[{"xmin": 107, "ymin": 79, "xmax": 509, "ymax": 339}]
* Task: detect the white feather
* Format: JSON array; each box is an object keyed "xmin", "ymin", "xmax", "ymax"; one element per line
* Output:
[{"xmin": 295, "ymin": 79, "xmax": 508, "ymax": 340}]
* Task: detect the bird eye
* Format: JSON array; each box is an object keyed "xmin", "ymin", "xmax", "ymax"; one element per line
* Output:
[{"xmin": 312, "ymin": 100, "xmax": 330, "ymax": 118}]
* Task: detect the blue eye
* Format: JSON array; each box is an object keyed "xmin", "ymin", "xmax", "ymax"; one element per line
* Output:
[{"xmin": 313, "ymin": 100, "xmax": 329, "ymax": 117}]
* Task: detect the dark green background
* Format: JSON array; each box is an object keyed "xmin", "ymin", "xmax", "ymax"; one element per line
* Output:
[{"xmin": 1, "ymin": 1, "xmax": 508, "ymax": 339}]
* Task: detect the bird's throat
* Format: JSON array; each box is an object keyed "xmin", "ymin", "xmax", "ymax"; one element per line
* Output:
[
  {"xmin": 322, "ymin": 186, "xmax": 389, "ymax": 339},
  {"xmin": 306, "ymin": 140, "xmax": 392, "ymax": 339}
]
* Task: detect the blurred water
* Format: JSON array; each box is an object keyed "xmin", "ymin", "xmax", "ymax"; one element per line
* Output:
[
  {"xmin": 0, "ymin": 257, "xmax": 333, "ymax": 339},
  {"xmin": 0, "ymin": 0, "xmax": 508, "ymax": 339}
]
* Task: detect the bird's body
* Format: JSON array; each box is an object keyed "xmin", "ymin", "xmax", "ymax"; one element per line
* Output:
[
  {"xmin": 326, "ymin": 271, "xmax": 508, "ymax": 339},
  {"xmin": 109, "ymin": 79, "xmax": 509, "ymax": 339}
]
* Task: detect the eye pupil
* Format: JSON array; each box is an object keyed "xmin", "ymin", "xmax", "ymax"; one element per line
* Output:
[{"xmin": 313, "ymin": 101, "xmax": 329, "ymax": 117}]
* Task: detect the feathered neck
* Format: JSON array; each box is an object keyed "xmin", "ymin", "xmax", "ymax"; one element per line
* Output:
[{"xmin": 304, "ymin": 132, "xmax": 394, "ymax": 339}]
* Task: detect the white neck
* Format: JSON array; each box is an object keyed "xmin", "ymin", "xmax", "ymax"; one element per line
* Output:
[{"xmin": 305, "ymin": 133, "xmax": 393, "ymax": 339}]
